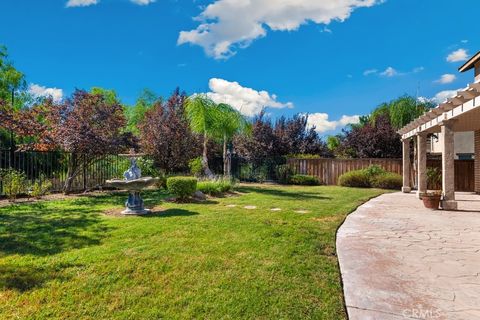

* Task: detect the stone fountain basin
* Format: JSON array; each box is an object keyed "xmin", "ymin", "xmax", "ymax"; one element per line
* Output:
[{"xmin": 106, "ymin": 177, "xmax": 159, "ymax": 191}]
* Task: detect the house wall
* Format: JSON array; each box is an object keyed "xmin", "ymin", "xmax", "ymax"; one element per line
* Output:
[
  {"xmin": 430, "ymin": 131, "xmax": 474, "ymax": 159},
  {"xmin": 475, "ymin": 61, "xmax": 480, "ymax": 83},
  {"xmin": 475, "ymin": 131, "xmax": 480, "ymax": 193}
]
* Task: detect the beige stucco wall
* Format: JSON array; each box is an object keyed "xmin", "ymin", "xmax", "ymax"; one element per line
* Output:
[
  {"xmin": 475, "ymin": 62, "xmax": 480, "ymax": 83},
  {"xmin": 430, "ymin": 131, "xmax": 474, "ymax": 158}
]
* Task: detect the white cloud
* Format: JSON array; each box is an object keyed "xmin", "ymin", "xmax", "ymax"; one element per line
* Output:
[
  {"xmin": 66, "ymin": 0, "xmax": 98, "ymax": 7},
  {"xmin": 446, "ymin": 48, "xmax": 469, "ymax": 62},
  {"xmin": 306, "ymin": 113, "xmax": 360, "ymax": 134},
  {"xmin": 364, "ymin": 66, "xmax": 423, "ymax": 77},
  {"xmin": 432, "ymin": 89, "xmax": 460, "ymax": 104},
  {"xmin": 28, "ymin": 84, "xmax": 63, "ymax": 103},
  {"xmin": 206, "ymin": 78, "xmax": 293, "ymax": 116},
  {"xmin": 435, "ymin": 74, "xmax": 456, "ymax": 84},
  {"xmin": 66, "ymin": 0, "xmax": 154, "ymax": 7},
  {"xmin": 363, "ymin": 69, "xmax": 378, "ymax": 76},
  {"xmin": 130, "ymin": 0, "xmax": 155, "ymax": 5},
  {"xmin": 178, "ymin": 0, "xmax": 382, "ymax": 59},
  {"xmin": 380, "ymin": 67, "xmax": 398, "ymax": 77},
  {"xmin": 413, "ymin": 66, "xmax": 424, "ymax": 73}
]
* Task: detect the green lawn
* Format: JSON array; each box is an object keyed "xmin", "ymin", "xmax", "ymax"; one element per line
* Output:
[{"xmin": 0, "ymin": 184, "xmax": 384, "ymax": 319}]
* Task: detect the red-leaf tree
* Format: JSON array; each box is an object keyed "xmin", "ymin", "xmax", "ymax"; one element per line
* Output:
[
  {"xmin": 139, "ymin": 88, "xmax": 201, "ymax": 173},
  {"xmin": 1, "ymin": 90, "xmax": 136, "ymax": 193},
  {"xmin": 338, "ymin": 114, "xmax": 402, "ymax": 158},
  {"xmin": 53, "ymin": 90, "xmax": 136, "ymax": 193}
]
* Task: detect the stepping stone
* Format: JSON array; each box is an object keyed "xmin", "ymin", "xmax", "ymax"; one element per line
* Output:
[
  {"xmin": 295, "ymin": 210, "xmax": 310, "ymax": 214},
  {"xmin": 270, "ymin": 208, "xmax": 282, "ymax": 211},
  {"xmin": 226, "ymin": 204, "xmax": 237, "ymax": 208},
  {"xmin": 244, "ymin": 205, "xmax": 257, "ymax": 210}
]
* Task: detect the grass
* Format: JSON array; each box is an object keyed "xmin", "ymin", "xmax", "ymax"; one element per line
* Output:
[{"xmin": 0, "ymin": 184, "xmax": 385, "ymax": 319}]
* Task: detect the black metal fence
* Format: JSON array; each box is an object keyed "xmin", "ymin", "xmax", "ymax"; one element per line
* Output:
[{"xmin": 0, "ymin": 149, "xmax": 128, "ymax": 195}]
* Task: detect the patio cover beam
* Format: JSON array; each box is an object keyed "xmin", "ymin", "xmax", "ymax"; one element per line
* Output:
[{"xmin": 399, "ymin": 83, "xmax": 480, "ymax": 139}]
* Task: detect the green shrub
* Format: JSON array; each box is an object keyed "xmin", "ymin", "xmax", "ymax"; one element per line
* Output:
[
  {"xmin": 339, "ymin": 165, "xmax": 402, "ymax": 190},
  {"xmin": 426, "ymin": 167, "xmax": 441, "ymax": 189},
  {"xmin": 197, "ymin": 178, "xmax": 235, "ymax": 195},
  {"xmin": 189, "ymin": 157, "xmax": 203, "ymax": 177},
  {"xmin": 338, "ymin": 170, "xmax": 371, "ymax": 188},
  {"xmin": 288, "ymin": 154, "xmax": 322, "ymax": 159},
  {"xmin": 0, "ymin": 169, "xmax": 29, "ymax": 201},
  {"xmin": 155, "ymin": 174, "xmax": 168, "ymax": 190},
  {"xmin": 363, "ymin": 165, "xmax": 386, "ymax": 177},
  {"xmin": 137, "ymin": 157, "xmax": 161, "ymax": 178},
  {"xmin": 276, "ymin": 164, "xmax": 294, "ymax": 184},
  {"xmin": 31, "ymin": 175, "xmax": 53, "ymax": 199},
  {"xmin": 167, "ymin": 176, "xmax": 198, "ymax": 200},
  {"xmin": 290, "ymin": 174, "xmax": 321, "ymax": 186},
  {"xmin": 371, "ymin": 173, "xmax": 402, "ymax": 189},
  {"xmin": 239, "ymin": 164, "xmax": 267, "ymax": 183}
]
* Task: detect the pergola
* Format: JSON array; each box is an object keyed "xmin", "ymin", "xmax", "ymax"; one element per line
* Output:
[{"xmin": 398, "ymin": 51, "xmax": 480, "ymax": 210}]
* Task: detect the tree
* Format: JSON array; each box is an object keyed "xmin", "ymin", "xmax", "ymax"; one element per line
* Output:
[
  {"xmin": 184, "ymin": 95, "xmax": 218, "ymax": 178},
  {"xmin": 234, "ymin": 112, "xmax": 279, "ymax": 166},
  {"xmin": 6, "ymin": 90, "xmax": 134, "ymax": 193},
  {"xmin": 370, "ymin": 95, "xmax": 435, "ymax": 130},
  {"xmin": 90, "ymin": 87, "xmax": 121, "ymax": 106},
  {"xmin": 234, "ymin": 113, "xmax": 330, "ymax": 164},
  {"xmin": 126, "ymin": 89, "xmax": 158, "ymax": 135},
  {"xmin": 54, "ymin": 90, "xmax": 136, "ymax": 193},
  {"xmin": 139, "ymin": 89, "xmax": 200, "ymax": 173},
  {"xmin": 339, "ymin": 114, "xmax": 402, "ymax": 158},
  {"xmin": 214, "ymin": 103, "xmax": 250, "ymax": 176},
  {"xmin": 0, "ymin": 46, "xmax": 26, "ymax": 149}
]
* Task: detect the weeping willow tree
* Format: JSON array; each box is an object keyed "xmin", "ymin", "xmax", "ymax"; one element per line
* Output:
[
  {"xmin": 185, "ymin": 95, "xmax": 218, "ymax": 178},
  {"xmin": 370, "ymin": 95, "xmax": 435, "ymax": 130}
]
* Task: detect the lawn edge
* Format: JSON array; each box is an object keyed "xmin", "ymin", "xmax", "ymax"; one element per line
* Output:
[{"xmin": 334, "ymin": 190, "xmax": 389, "ymax": 320}]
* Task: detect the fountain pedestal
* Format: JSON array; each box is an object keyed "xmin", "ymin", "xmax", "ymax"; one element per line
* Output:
[
  {"xmin": 105, "ymin": 153, "xmax": 159, "ymax": 215},
  {"xmin": 125, "ymin": 191, "xmax": 146, "ymax": 215},
  {"xmin": 106, "ymin": 177, "xmax": 159, "ymax": 215}
]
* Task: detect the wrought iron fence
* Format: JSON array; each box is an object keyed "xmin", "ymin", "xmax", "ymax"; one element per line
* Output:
[{"xmin": 0, "ymin": 149, "xmax": 128, "ymax": 195}]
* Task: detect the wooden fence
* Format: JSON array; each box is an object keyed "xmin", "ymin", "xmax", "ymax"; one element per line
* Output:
[
  {"xmin": 288, "ymin": 158, "xmax": 475, "ymax": 191},
  {"xmin": 288, "ymin": 158, "xmax": 403, "ymax": 186}
]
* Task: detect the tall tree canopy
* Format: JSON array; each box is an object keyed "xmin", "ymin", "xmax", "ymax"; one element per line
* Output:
[
  {"xmin": 139, "ymin": 88, "xmax": 200, "ymax": 173},
  {"xmin": 234, "ymin": 112, "xmax": 329, "ymax": 166},
  {"xmin": 370, "ymin": 95, "xmax": 435, "ymax": 130},
  {"xmin": 0, "ymin": 46, "xmax": 27, "ymax": 149},
  {"xmin": 126, "ymin": 89, "xmax": 158, "ymax": 135},
  {"xmin": 184, "ymin": 94, "xmax": 219, "ymax": 178},
  {"xmin": 214, "ymin": 103, "xmax": 250, "ymax": 176},
  {"xmin": 1, "ymin": 90, "xmax": 135, "ymax": 193}
]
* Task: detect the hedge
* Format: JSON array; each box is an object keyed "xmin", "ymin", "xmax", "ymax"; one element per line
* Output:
[{"xmin": 166, "ymin": 176, "xmax": 198, "ymax": 200}]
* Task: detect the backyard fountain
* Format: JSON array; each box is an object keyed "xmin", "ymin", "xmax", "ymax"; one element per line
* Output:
[{"xmin": 106, "ymin": 151, "xmax": 158, "ymax": 215}]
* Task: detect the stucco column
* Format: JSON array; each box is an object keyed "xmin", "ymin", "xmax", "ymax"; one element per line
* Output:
[
  {"xmin": 441, "ymin": 121, "xmax": 457, "ymax": 210},
  {"xmin": 402, "ymin": 138, "xmax": 411, "ymax": 193},
  {"xmin": 475, "ymin": 130, "xmax": 480, "ymax": 194},
  {"xmin": 416, "ymin": 133, "xmax": 427, "ymax": 198}
]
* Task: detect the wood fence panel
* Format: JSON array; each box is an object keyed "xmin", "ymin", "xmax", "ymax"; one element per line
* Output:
[{"xmin": 287, "ymin": 158, "xmax": 474, "ymax": 191}]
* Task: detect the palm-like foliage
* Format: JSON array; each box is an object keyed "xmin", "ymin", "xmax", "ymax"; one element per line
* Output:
[
  {"xmin": 214, "ymin": 103, "xmax": 250, "ymax": 176},
  {"xmin": 185, "ymin": 94, "xmax": 218, "ymax": 178}
]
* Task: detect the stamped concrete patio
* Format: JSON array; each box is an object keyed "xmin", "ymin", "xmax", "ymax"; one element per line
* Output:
[{"xmin": 337, "ymin": 192, "xmax": 480, "ymax": 320}]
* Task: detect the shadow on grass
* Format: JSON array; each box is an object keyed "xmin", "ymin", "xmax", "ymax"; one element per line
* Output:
[
  {"xmin": 0, "ymin": 202, "xmax": 110, "ymax": 257},
  {"xmin": 0, "ymin": 262, "xmax": 79, "ymax": 292},
  {"xmin": 142, "ymin": 208, "xmax": 200, "ymax": 218},
  {"xmin": 236, "ymin": 186, "xmax": 332, "ymax": 201}
]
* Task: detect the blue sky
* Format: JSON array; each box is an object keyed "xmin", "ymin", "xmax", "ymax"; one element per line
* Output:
[{"xmin": 0, "ymin": 0, "xmax": 478, "ymax": 134}]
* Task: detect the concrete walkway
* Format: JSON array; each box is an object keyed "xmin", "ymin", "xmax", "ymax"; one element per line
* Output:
[{"xmin": 337, "ymin": 192, "xmax": 480, "ymax": 320}]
